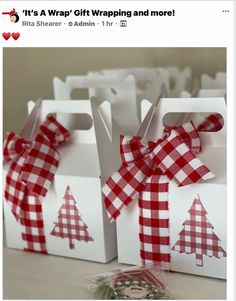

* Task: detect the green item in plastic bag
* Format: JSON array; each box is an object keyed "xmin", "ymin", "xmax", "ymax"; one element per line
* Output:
[{"xmin": 113, "ymin": 278, "xmax": 169, "ymax": 299}]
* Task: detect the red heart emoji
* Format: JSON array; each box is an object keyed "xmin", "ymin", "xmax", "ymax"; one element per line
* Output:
[
  {"xmin": 2, "ymin": 32, "xmax": 11, "ymax": 41},
  {"xmin": 12, "ymin": 32, "xmax": 20, "ymax": 40}
]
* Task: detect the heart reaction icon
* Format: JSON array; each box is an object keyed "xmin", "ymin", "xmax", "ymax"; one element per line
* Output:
[
  {"xmin": 2, "ymin": 32, "xmax": 20, "ymax": 40},
  {"xmin": 2, "ymin": 32, "xmax": 11, "ymax": 40},
  {"xmin": 12, "ymin": 32, "xmax": 20, "ymax": 40}
]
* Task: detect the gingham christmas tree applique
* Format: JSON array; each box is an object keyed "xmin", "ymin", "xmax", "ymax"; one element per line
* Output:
[
  {"xmin": 50, "ymin": 186, "xmax": 94, "ymax": 249},
  {"xmin": 172, "ymin": 195, "xmax": 226, "ymax": 267}
]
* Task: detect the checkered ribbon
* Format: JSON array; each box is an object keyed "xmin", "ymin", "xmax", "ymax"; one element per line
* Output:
[
  {"xmin": 4, "ymin": 116, "xmax": 70, "ymax": 253},
  {"xmin": 172, "ymin": 196, "xmax": 226, "ymax": 266},
  {"xmin": 198, "ymin": 113, "xmax": 224, "ymax": 132},
  {"xmin": 102, "ymin": 121, "xmax": 214, "ymax": 265}
]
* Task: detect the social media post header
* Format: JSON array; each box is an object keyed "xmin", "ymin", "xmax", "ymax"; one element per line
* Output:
[{"xmin": 0, "ymin": 1, "xmax": 234, "ymax": 47}]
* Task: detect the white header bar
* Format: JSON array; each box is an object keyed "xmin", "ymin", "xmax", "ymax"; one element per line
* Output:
[{"xmin": 0, "ymin": 1, "xmax": 234, "ymax": 47}]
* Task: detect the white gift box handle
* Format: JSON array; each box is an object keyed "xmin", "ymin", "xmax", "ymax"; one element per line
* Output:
[
  {"xmin": 40, "ymin": 98, "xmax": 110, "ymax": 144},
  {"xmin": 141, "ymin": 97, "xmax": 226, "ymax": 147},
  {"xmin": 26, "ymin": 99, "xmax": 112, "ymax": 145},
  {"xmin": 53, "ymin": 75, "xmax": 139, "ymax": 137}
]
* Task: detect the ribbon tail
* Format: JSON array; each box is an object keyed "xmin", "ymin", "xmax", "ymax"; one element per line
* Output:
[
  {"xmin": 4, "ymin": 116, "xmax": 70, "ymax": 254},
  {"xmin": 20, "ymin": 195, "xmax": 47, "ymax": 254},
  {"xmin": 102, "ymin": 159, "xmax": 154, "ymax": 221},
  {"xmin": 139, "ymin": 174, "xmax": 170, "ymax": 268}
]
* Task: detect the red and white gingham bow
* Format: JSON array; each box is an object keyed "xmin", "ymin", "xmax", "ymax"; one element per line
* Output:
[
  {"xmin": 4, "ymin": 116, "xmax": 70, "ymax": 253},
  {"xmin": 102, "ymin": 121, "xmax": 214, "ymax": 265}
]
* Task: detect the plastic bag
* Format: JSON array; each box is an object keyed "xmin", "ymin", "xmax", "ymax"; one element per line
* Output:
[{"xmin": 86, "ymin": 263, "xmax": 173, "ymax": 299}]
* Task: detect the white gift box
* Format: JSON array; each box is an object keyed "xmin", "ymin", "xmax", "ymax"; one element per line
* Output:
[
  {"xmin": 166, "ymin": 67, "xmax": 192, "ymax": 97},
  {"xmin": 116, "ymin": 97, "xmax": 226, "ymax": 279},
  {"xmin": 97, "ymin": 68, "xmax": 170, "ymax": 103},
  {"xmin": 201, "ymin": 72, "xmax": 226, "ymax": 89},
  {"xmin": 100, "ymin": 67, "xmax": 192, "ymax": 98},
  {"xmin": 4, "ymin": 99, "xmax": 117, "ymax": 263}
]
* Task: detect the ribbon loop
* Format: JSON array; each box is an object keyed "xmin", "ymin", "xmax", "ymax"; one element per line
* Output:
[
  {"xmin": 20, "ymin": 134, "xmax": 60, "ymax": 197},
  {"xmin": 39, "ymin": 115, "xmax": 70, "ymax": 146},
  {"xmin": 4, "ymin": 115, "xmax": 70, "ymax": 221},
  {"xmin": 163, "ymin": 121, "xmax": 201, "ymax": 154},
  {"xmin": 3, "ymin": 132, "xmax": 30, "ymax": 163},
  {"xmin": 150, "ymin": 129, "xmax": 213, "ymax": 187},
  {"xmin": 120, "ymin": 135, "xmax": 156, "ymax": 165},
  {"xmin": 197, "ymin": 113, "xmax": 224, "ymax": 132}
]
